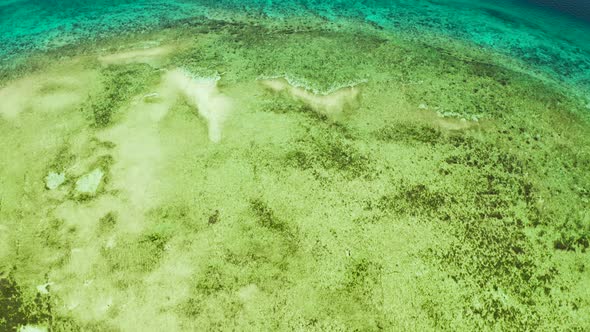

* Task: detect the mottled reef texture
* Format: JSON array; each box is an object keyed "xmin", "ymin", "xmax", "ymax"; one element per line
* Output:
[{"xmin": 1, "ymin": 15, "xmax": 589, "ymax": 331}]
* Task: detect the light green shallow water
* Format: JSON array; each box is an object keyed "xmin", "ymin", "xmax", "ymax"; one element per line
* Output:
[{"xmin": 0, "ymin": 1, "xmax": 589, "ymax": 331}]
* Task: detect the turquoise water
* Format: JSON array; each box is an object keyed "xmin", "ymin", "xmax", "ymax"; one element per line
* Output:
[{"xmin": 1, "ymin": 0, "xmax": 589, "ymax": 93}]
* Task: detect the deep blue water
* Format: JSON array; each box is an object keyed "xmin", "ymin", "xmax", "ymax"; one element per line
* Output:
[
  {"xmin": 524, "ymin": 0, "xmax": 590, "ymax": 22},
  {"xmin": 0, "ymin": 0, "xmax": 589, "ymax": 93}
]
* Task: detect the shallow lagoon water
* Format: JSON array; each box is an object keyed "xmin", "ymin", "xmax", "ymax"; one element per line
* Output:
[{"xmin": 1, "ymin": 1, "xmax": 589, "ymax": 331}]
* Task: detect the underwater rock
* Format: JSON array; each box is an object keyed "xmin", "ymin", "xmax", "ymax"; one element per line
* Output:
[
  {"xmin": 75, "ymin": 169, "xmax": 104, "ymax": 195},
  {"xmin": 45, "ymin": 172, "xmax": 65, "ymax": 190}
]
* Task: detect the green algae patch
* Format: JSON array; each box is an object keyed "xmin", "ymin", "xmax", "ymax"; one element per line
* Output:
[
  {"xmin": 82, "ymin": 64, "xmax": 160, "ymax": 128},
  {"xmin": 0, "ymin": 272, "xmax": 52, "ymax": 332},
  {"xmin": 0, "ymin": 62, "xmax": 99, "ymax": 120}
]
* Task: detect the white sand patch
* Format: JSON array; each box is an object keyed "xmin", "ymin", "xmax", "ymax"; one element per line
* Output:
[
  {"xmin": 51, "ymin": 70, "xmax": 180, "ymax": 237},
  {"xmin": 75, "ymin": 169, "xmax": 104, "ymax": 195},
  {"xmin": 413, "ymin": 107, "xmax": 482, "ymax": 131},
  {"xmin": 36, "ymin": 282, "xmax": 54, "ymax": 295},
  {"xmin": 109, "ymin": 123, "xmax": 162, "ymax": 207},
  {"xmin": 58, "ymin": 277, "xmax": 116, "ymax": 322},
  {"xmin": 139, "ymin": 254, "xmax": 193, "ymax": 312},
  {"xmin": 45, "ymin": 172, "xmax": 66, "ymax": 190},
  {"xmin": 238, "ymin": 284, "xmax": 260, "ymax": 302},
  {"xmin": 34, "ymin": 91, "xmax": 85, "ymax": 113},
  {"xmin": 98, "ymin": 46, "xmax": 174, "ymax": 66},
  {"xmin": 50, "ymin": 72, "xmax": 233, "ymax": 326},
  {"xmin": 95, "ymin": 80, "xmax": 177, "ymax": 232},
  {"xmin": 19, "ymin": 325, "xmax": 47, "ymax": 332},
  {"xmin": 113, "ymin": 291, "xmax": 181, "ymax": 332},
  {"xmin": 260, "ymin": 77, "xmax": 361, "ymax": 120},
  {"xmin": 436, "ymin": 118, "xmax": 477, "ymax": 131},
  {"xmin": 70, "ymin": 246, "xmax": 97, "ymax": 273},
  {"xmin": 100, "ymin": 104, "xmax": 165, "ymax": 207},
  {"xmin": 43, "ymin": 70, "xmax": 231, "ymax": 327},
  {"xmin": 165, "ymin": 69, "xmax": 233, "ymax": 143},
  {"xmin": 0, "ymin": 69, "xmax": 98, "ymax": 119}
]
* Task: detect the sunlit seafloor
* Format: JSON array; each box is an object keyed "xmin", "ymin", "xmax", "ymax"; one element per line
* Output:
[{"xmin": 1, "ymin": 0, "xmax": 589, "ymax": 331}]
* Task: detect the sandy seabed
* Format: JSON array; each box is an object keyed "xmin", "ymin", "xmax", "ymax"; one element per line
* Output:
[{"xmin": 1, "ymin": 13, "xmax": 590, "ymax": 332}]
